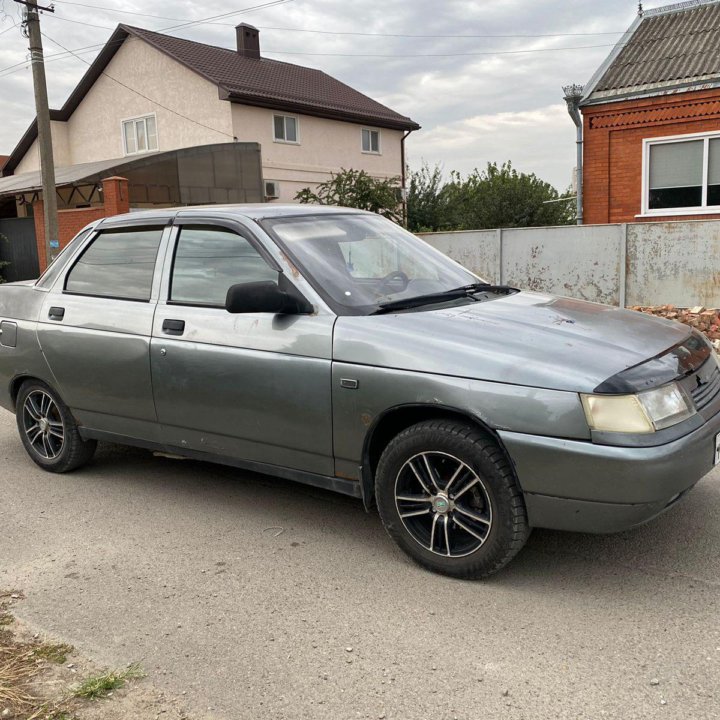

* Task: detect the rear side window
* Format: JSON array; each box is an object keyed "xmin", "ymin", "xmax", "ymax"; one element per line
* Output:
[
  {"xmin": 65, "ymin": 228, "xmax": 163, "ymax": 301},
  {"xmin": 170, "ymin": 226, "xmax": 277, "ymax": 306}
]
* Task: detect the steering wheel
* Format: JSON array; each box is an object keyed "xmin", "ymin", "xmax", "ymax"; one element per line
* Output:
[{"xmin": 375, "ymin": 270, "xmax": 410, "ymax": 297}]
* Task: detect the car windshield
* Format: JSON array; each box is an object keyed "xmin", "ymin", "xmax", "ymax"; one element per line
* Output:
[{"xmin": 262, "ymin": 213, "xmax": 479, "ymax": 314}]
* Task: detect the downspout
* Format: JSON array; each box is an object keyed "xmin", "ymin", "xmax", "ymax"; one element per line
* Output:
[
  {"xmin": 400, "ymin": 129, "xmax": 414, "ymax": 227},
  {"xmin": 563, "ymin": 84, "xmax": 584, "ymax": 225}
]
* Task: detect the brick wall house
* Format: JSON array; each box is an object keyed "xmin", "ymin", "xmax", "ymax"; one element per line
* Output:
[{"xmin": 579, "ymin": 1, "xmax": 720, "ymax": 224}]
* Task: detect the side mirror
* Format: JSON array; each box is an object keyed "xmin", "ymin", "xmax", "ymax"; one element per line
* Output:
[{"xmin": 225, "ymin": 281, "xmax": 312, "ymax": 315}]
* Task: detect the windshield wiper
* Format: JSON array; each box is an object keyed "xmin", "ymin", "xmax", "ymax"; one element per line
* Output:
[{"xmin": 371, "ymin": 283, "xmax": 515, "ymax": 315}]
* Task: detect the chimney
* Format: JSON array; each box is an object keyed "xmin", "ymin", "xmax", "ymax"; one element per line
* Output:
[{"xmin": 236, "ymin": 23, "xmax": 260, "ymax": 59}]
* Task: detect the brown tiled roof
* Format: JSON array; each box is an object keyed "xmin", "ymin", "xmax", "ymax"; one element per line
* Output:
[
  {"xmin": 584, "ymin": 0, "xmax": 720, "ymax": 104},
  {"xmin": 0, "ymin": 156, "xmax": 8, "ymax": 170},
  {"xmin": 124, "ymin": 25, "xmax": 419, "ymax": 131}
]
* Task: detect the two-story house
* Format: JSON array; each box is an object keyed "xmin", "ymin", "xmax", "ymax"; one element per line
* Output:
[
  {"xmin": 1, "ymin": 23, "xmax": 419, "ymax": 208},
  {"xmin": 577, "ymin": 0, "xmax": 720, "ymax": 224}
]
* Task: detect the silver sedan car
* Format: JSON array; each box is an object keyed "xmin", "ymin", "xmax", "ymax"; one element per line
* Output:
[{"xmin": 1, "ymin": 205, "xmax": 718, "ymax": 578}]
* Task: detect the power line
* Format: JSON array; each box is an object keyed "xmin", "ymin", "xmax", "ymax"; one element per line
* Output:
[
  {"xmin": 0, "ymin": 21, "xmax": 18, "ymax": 36},
  {"xmin": 0, "ymin": 0, "xmax": 294, "ymax": 76},
  {"xmin": 52, "ymin": 0, "xmax": 189, "ymax": 22},
  {"xmin": 51, "ymin": 1, "xmax": 627, "ymax": 38},
  {"xmin": 257, "ymin": 26, "xmax": 626, "ymax": 39},
  {"xmin": 260, "ymin": 42, "xmax": 624, "ymax": 58},
  {"xmin": 0, "ymin": 37, "xmax": 630, "ymax": 79}
]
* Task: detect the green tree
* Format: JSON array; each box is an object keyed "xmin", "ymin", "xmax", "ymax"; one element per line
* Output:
[
  {"xmin": 407, "ymin": 162, "xmax": 448, "ymax": 233},
  {"xmin": 407, "ymin": 161, "xmax": 575, "ymax": 232},
  {"xmin": 295, "ymin": 168, "xmax": 402, "ymax": 223}
]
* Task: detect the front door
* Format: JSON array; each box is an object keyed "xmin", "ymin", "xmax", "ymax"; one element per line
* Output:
[
  {"xmin": 150, "ymin": 220, "xmax": 335, "ymax": 476},
  {"xmin": 37, "ymin": 223, "xmax": 168, "ymax": 440}
]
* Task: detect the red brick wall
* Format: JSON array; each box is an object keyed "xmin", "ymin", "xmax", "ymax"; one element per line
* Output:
[
  {"xmin": 34, "ymin": 176, "xmax": 130, "ymax": 271},
  {"xmin": 582, "ymin": 89, "xmax": 720, "ymax": 224}
]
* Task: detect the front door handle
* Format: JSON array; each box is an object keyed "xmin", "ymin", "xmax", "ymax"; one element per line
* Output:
[
  {"xmin": 48, "ymin": 306, "xmax": 65, "ymax": 321},
  {"xmin": 162, "ymin": 319, "xmax": 185, "ymax": 336}
]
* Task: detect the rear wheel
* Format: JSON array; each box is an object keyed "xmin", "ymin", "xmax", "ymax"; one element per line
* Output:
[
  {"xmin": 375, "ymin": 420, "xmax": 530, "ymax": 579},
  {"xmin": 16, "ymin": 380, "xmax": 97, "ymax": 473}
]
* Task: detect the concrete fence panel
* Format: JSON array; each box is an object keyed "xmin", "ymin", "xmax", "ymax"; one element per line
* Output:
[
  {"xmin": 421, "ymin": 230, "xmax": 500, "ymax": 282},
  {"xmin": 501, "ymin": 225, "xmax": 622, "ymax": 305},
  {"xmin": 626, "ymin": 221, "xmax": 720, "ymax": 308}
]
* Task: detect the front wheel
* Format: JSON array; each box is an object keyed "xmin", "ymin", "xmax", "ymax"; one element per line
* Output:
[
  {"xmin": 16, "ymin": 380, "xmax": 97, "ymax": 473},
  {"xmin": 375, "ymin": 420, "xmax": 530, "ymax": 579}
]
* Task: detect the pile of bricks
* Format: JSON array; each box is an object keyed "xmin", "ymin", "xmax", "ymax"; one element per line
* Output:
[{"xmin": 631, "ymin": 305, "xmax": 720, "ymax": 350}]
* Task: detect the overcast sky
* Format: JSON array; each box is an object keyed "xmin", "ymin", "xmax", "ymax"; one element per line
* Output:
[{"xmin": 0, "ymin": 0, "xmax": 652, "ymax": 188}]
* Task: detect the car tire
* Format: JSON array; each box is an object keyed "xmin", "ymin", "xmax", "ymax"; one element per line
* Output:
[
  {"xmin": 15, "ymin": 380, "xmax": 97, "ymax": 473},
  {"xmin": 375, "ymin": 419, "xmax": 530, "ymax": 579}
]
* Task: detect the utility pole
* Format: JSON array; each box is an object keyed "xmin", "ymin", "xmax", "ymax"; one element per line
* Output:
[{"xmin": 15, "ymin": 0, "xmax": 58, "ymax": 267}]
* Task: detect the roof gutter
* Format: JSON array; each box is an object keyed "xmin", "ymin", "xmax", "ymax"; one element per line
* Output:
[{"xmin": 563, "ymin": 84, "xmax": 584, "ymax": 225}]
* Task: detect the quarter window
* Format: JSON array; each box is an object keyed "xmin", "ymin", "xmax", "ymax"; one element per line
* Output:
[
  {"xmin": 170, "ymin": 226, "xmax": 277, "ymax": 306},
  {"xmin": 362, "ymin": 128, "xmax": 380, "ymax": 154},
  {"xmin": 123, "ymin": 115, "xmax": 158, "ymax": 155},
  {"xmin": 65, "ymin": 228, "xmax": 163, "ymax": 301},
  {"xmin": 645, "ymin": 134, "xmax": 720, "ymax": 212},
  {"xmin": 273, "ymin": 115, "xmax": 298, "ymax": 143}
]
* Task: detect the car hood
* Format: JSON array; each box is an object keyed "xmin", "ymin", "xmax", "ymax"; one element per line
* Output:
[{"xmin": 333, "ymin": 291, "xmax": 691, "ymax": 393}]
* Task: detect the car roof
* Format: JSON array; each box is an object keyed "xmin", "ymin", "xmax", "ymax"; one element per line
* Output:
[{"xmin": 98, "ymin": 204, "xmax": 371, "ymax": 226}]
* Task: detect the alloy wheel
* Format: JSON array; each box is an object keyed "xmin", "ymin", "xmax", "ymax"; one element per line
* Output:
[
  {"xmin": 22, "ymin": 390, "xmax": 65, "ymax": 460},
  {"xmin": 394, "ymin": 451, "xmax": 493, "ymax": 557}
]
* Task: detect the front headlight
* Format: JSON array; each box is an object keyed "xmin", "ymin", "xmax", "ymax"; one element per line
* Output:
[{"xmin": 581, "ymin": 383, "xmax": 695, "ymax": 434}]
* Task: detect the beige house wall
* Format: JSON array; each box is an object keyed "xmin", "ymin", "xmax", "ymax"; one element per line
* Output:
[
  {"xmin": 67, "ymin": 38, "xmax": 233, "ymax": 164},
  {"xmin": 231, "ymin": 105, "xmax": 404, "ymax": 202},
  {"xmin": 14, "ymin": 120, "xmax": 71, "ymax": 174},
  {"xmin": 14, "ymin": 38, "xmax": 232, "ymax": 174}
]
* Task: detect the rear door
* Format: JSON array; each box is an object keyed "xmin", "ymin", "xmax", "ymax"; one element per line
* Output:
[
  {"xmin": 150, "ymin": 218, "xmax": 336, "ymax": 476},
  {"xmin": 37, "ymin": 220, "xmax": 169, "ymax": 440}
]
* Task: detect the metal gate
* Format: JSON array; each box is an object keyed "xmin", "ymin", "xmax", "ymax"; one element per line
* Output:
[{"xmin": 0, "ymin": 218, "xmax": 39, "ymax": 282}]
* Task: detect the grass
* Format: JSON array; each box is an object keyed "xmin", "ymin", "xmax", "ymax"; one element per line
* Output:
[
  {"xmin": 0, "ymin": 643, "xmax": 40, "ymax": 716},
  {"xmin": 32, "ymin": 643, "xmax": 74, "ymax": 665},
  {"xmin": 72, "ymin": 663, "xmax": 145, "ymax": 700}
]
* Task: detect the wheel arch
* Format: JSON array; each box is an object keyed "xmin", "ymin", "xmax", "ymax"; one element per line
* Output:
[
  {"xmin": 360, "ymin": 403, "xmax": 513, "ymax": 510},
  {"xmin": 10, "ymin": 374, "xmax": 57, "ymax": 409}
]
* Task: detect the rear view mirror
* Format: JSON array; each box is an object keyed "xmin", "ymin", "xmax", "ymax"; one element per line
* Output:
[{"xmin": 225, "ymin": 281, "xmax": 312, "ymax": 315}]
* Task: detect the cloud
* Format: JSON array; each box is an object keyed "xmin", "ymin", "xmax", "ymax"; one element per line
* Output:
[
  {"xmin": 408, "ymin": 104, "xmax": 577, "ymax": 189},
  {"xmin": 0, "ymin": 0, "xmax": 645, "ymax": 189}
]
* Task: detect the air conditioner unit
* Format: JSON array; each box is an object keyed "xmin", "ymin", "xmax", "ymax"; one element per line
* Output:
[{"xmin": 265, "ymin": 181, "xmax": 280, "ymax": 200}]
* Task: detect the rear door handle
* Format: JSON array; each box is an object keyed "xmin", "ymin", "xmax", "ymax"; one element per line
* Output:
[
  {"xmin": 48, "ymin": 306, "xmax": 65, "ymax": 321},
  {"xmin": 162, "ymin": 319, "xmax": 185, "ymax": 336}
]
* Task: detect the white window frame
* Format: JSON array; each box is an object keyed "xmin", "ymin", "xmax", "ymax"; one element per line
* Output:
[
  {"xmin": 272, "ymin": 114, "xmax": 300, "ymax": 145},
  {"xmin": 361, "ymin": 127, "xmax": 381, "ymax": 155},
  {"xmin": 640, "ymin": 129, "xmax": 720, "ymax": 217},
  {"xmin": 121, "ymin": 113, "xmax": 159, "ymax": 157}
]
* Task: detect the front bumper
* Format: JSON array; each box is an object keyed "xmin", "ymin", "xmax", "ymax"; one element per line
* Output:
[{"xmin": 499, "ymin": 409, "xmax": 720, "ymax": 533}]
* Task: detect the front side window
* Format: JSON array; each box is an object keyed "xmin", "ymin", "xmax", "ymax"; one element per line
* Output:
[
  {"xmin": 262, "ymin": 213, "xmax": 477, "ymax": 315},
  {"xmin": 273, "ymin": 115, "xmax": 298, "ymax": 143},
  {"xmin": 362, "ymin": 128, "xmax": 380, "ymax": 154},
  {"xmin": 123, "ymin": 115, "xmax": 158, "ymax": 155},
  {"xmin": 646, "ymin": 134, "xmax": 720, "ymax": 212},
  {"xmin": 65, "ymin": 228, "xmax": 163, "ymax": 300},
  {"xmin": 170, "ymin": 226, "xmax": 277, "ymax": 306}
]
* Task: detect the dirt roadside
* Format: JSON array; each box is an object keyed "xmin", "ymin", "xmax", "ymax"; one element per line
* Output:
[{"xmin": 1, "ymin": 591, "xmax": 193, "ymax": 720}]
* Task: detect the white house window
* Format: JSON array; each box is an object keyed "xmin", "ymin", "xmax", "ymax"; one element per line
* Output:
[
  {"xmin": 362, "ymin": 128, "xmax": 380, "ymax": 154},
  {"xmin": 123, "ymin": 115, "xmax": 158, "ymax": 155},
  {"xmin": 645, "ymin": 133, "xmax": 720, "ymax": 213},
  {"xmin": 273, "ymin": 115, "xmax": 298, "ymax": 143}
]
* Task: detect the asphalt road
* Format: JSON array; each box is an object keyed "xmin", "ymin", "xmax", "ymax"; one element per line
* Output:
[{"xmin": 1, "ymin": 409, "xmax": 719, "ymax": 720}]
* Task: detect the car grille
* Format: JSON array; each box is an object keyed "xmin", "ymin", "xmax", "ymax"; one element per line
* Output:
[{"xmin": 691, "ymin": 363, "xmax": 720, "ymax": 410}]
